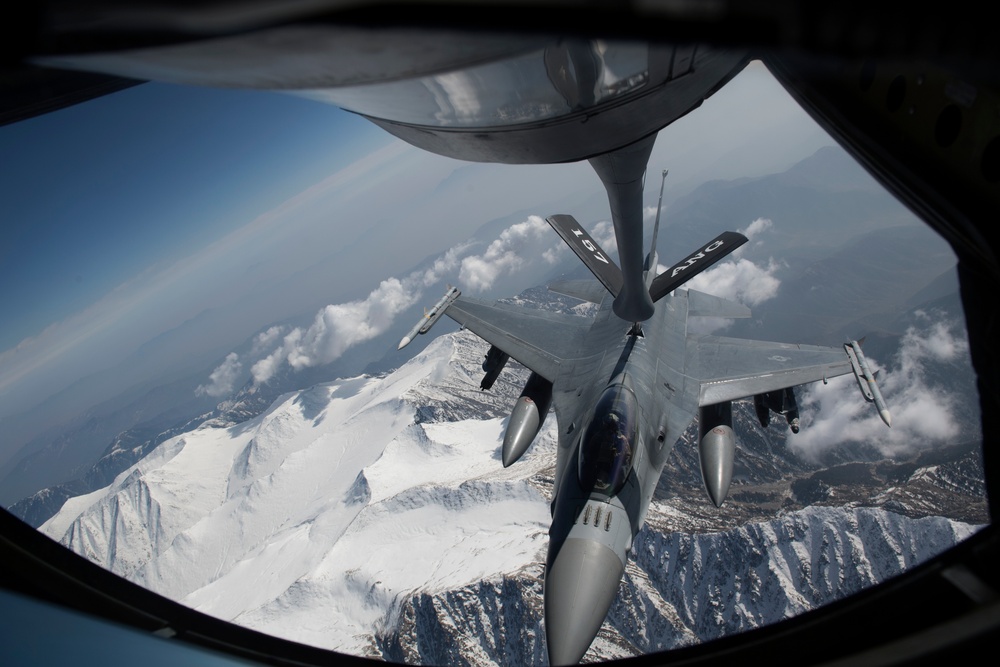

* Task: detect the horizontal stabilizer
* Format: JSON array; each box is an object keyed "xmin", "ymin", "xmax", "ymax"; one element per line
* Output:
[
  {"xmin": 547, "ymin": 279, "xmax": 608, "ymax": 305},
  {"xmin": 686, "ymin": 289, "xmax": 752, "ymax": 318},
  {"xmin": 546, "ymin": 214, "xmax": 623, "ymax": 297},
  {"xmin": 649, "ymin": 231, "xmax": 748, "ymax": 302}
]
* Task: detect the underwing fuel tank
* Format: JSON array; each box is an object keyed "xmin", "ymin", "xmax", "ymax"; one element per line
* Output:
[
  {"xmin": 501, "ymin": 372, "xmax": 552, "ymax": 467},
  {"xmin": 699, "ymin": 401, "xmax": 735, "ymax": 507}
]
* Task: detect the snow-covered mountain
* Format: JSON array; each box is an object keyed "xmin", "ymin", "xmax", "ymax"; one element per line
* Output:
[{"xmin": 40, "ymin": 328, "xmax": 982, "ymax": 664}]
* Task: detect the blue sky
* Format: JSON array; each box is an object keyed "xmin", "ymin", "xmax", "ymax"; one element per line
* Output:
[{"xmin": 0, "ymin": 83, "xmax": 391, "ymax": 349}]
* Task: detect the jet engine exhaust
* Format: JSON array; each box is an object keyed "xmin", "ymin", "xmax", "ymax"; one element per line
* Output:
[
  {"xmin": 699, "ymin": 401, "xmax": 736, "ymax": 507},
  {"xmin": 501, "ymin": 372, "xmax": 552, "ymax": 467}
]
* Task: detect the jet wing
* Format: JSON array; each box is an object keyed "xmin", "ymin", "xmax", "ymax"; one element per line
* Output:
[
  {"xmin": 445, "ymin": 297, "xmax": 591, "ymax": 382},
  {"xmin": 687, "ymin": 335, "xmax": 853, "ymax": 406}
]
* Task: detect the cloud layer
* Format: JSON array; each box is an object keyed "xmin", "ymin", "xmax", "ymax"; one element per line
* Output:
[
  {"xmin": 662, "ymin": 217, "xmax": 780, "ymax": 308},
  {"xmin": 789, "ymin": 314, "xmax": 972, "ymax": 459},
  {"xmin": 233, "ymin": 214, "xmax": 593, "ymax": 388},
  {"xmin": 742, "ymin": 217, "xmax": 773, "ymax": 243},
  {"xmin": 250, "ymin": 246, "xmax": 467, "ymax": 384},
  {"xmin": 671, "ymin": 217, "xmax": 780, "ymax": 335},
  {"xmin": 686, "ymin": 257, "xmax": 782, "ymax": 307},
  {"xmin": 196, "ymin": 353, "xmax": 243, "ymax": 397},
  {"xmin": 201, "ymin": 213, "xmax": 665, "ymax": 392},
  {"xmin": 458, "ymin": 216, "xmax": 560, "ymax": 292}
]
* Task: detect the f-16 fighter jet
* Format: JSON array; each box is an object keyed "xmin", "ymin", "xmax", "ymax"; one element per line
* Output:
[{"xmin": 411, "ymin": 165, "xmax": 890, "ymax": 664}]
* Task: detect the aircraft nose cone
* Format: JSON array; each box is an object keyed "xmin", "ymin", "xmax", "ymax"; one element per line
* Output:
[{"xmin": 544, "ymin": 538, "xmax": 624, "ymax": 665}]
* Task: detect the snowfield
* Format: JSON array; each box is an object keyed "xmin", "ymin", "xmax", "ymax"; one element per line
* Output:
[{"xmin": 43, "ymin": 333, "xmax": 554, "ymax": 656}]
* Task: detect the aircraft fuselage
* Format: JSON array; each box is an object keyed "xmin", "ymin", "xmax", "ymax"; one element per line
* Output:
[{"xmin": 544, "ymin": 288, "xmax": 693, "ymax": 664}]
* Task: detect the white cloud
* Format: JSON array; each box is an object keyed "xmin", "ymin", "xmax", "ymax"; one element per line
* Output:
[
  {"xmin": 418, "ymin": 245, "xmax": 469, "ymax": 287},
  {"xmin": 291, "ymin": 278, "xmax": 413, "ymax": 371},
  {"xmin": 789, "ymin": 317, "xmax": 970, "ymax": 459},
  {"xmin": 542, "ymin": 245, "xmax": 567, "ymax": 264},
  {"xmin": 731, "ymin": 217, "xmax": 774, "ymax": 259},
  {"xmin": 195, "ymin": 353, "xmax": 243, "ymax": 397},
  {"xmin": 904, "ymin": 316, "xmax": 968, "ymax": 362},
  {"xmin": 251, "ymin": 326, "xmax": 284, "ymax": 355},
  {"xmin": 239, "ymin": 213, "xmax": 618, "ymax": 385},
  {"xmin": 456, "ymin": 216, "xmax": 622, "ymax": 291},
  {"xmin": 657, "ymin": 217, "xmax": 781, "ymax": 335},
  {"xmin": 459, "ymin": 215, "xmax": 556, "ymax": 292},
  {"xmin": 741, "ymin": 217, "xmax": 773, "ymax": 241},
  {"xmin": 251, "ymin": 277, "xmax": 417, "ymax": 383},
  {"xmin": 685, "ymin": 257, "xmax": 782, "ymax": 307},
  {"xmin": 247, "ymin": 243, "xmax": 470, "ymax": 384},
  {"xmin": 251, "ymin": 345, "xmax": 287, "ymax": 385},
  {"xmin": 590, "ymin": 220, "xmax": 618, "ymax": 252},
  {"xmin": 656, "ymin": 218, "xmax": 778, "ymax": 307}
]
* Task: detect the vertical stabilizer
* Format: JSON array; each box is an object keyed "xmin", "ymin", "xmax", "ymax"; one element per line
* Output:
[{"xmin": 645, "ymin": 169, "xmax": 668, "ymax": 281}]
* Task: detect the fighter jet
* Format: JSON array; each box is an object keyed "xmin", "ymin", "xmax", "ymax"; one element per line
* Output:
[{"xmin": 410, "ymin": 162, "xmax": 890, "ymax": 663}]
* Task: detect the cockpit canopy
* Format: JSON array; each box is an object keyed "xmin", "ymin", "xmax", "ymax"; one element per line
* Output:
[{"xmin": 578, "ymin": 384, "xmax": 639, "ymax": 496}]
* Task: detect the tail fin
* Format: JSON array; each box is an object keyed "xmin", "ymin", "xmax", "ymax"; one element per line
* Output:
[
  {"xmin": 546, "ymin": 214, "xmax": 623, "ymax": 296},
  {"xmin": 644, "ymin": 169, "xmax": 668, "ymax": 274},
  {"xmin": 648, "ymin": 231, "xmax": 748, "ymax": 302}
]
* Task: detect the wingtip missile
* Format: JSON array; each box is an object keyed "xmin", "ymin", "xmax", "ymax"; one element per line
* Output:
[
  {"xmin": 397, "ymin": 332, "xmax": 415, "ymax": 350},
  {"xmin": 845, "ymin": 340, "xmax": 892, "ymax": 428},
  {"xmin": 397, "ymin": 286, "xmax": 460, "ymax": 349}
]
